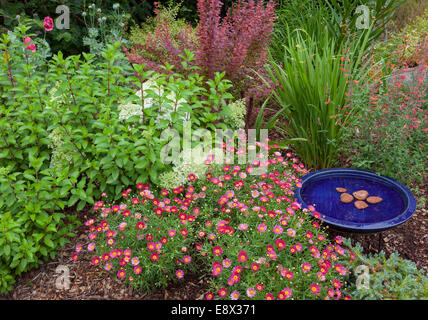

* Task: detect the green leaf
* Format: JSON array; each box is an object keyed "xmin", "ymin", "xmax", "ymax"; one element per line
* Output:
[
  {"xmin": 77, "ymin": 199, "xmax": 86, "ymax": 211},
  {"xmin": 68, "ymin": 194, "xmax": 79, "ymax": 206},
  {"xmin": 3, "ymin": 245, "xmax": 10, "ymax": 257},
  {"xmin": 44, "ymin": 237, "xmax": 55, "ymax": 249},
  {"xmin": 46, "ymin": 223, "xmax": 57, "ymax": 233}
]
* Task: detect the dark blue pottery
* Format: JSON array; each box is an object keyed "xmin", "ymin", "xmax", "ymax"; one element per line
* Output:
[{"xmin": 294, "ymin": 168, "xmax": 417, "ymax": 233}]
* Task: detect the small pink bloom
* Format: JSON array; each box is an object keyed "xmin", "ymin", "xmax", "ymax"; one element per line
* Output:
[
  {"xmin": 75, "ymin": 244, "xmax": 83, "ymax": 253},
  {"xmin": 176, "ymin": 269, "xmax": 184, "ymax": 279},
  {"xmin": 43, "ymin": 16, "xmax": 54, "ymax": 31},
  {"xmin": 273, "ymin": 225, "xmax": 283, "ymax": 234},
  {"xmin": 104, "ymin": 262, "xmax": 113, "ymax": 271},
  {"xmin": 24, "ymin": 37, "xmax": 36, "ymax": 52},
  {"xmin": 310, "ymin": 283, "xmax": 320, "ymax": 295},
  {"xmin": 131, "ymin": 257, "xmax": 140, "ymax": 266},
  {"xmin": 246, "ymin": 287, "xmax": 256, "ymax": 298},
  {"xmin": 302, "ymin": 262, "xmax": 312, "ymax": 273},
  {"xmin": 230, "ymin": 290, "xmax": 240, "ymax": 300},
  {"xmin": 117, "ymin": 269, "xmax": 126, "ymax": 279},
  {"xmin": 257, "ymin": 223, "xmax": 267, "ymax": 232}
]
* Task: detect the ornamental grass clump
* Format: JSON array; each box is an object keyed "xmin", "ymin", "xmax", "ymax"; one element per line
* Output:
[
  {"xmin": 264, "ymin": 29, "xmax": 371, "ymax": 169},
  {"xmin": 78, "ymin": 144, "xmax": 355, "ymax": 299}
]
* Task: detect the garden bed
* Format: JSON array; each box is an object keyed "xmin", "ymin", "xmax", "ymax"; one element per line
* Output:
[
  {"xmin": 1, "ymin": 177, "xmax": 426, "ymax": 301},
  {"xmin": 0, "ymin": 0, "xmax": 426, "ymax": 301}
]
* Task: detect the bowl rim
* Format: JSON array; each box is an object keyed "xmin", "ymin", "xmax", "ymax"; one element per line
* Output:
[{"xmin": 294, "ymin": 168, "xmax": 417, "ymax": 233}]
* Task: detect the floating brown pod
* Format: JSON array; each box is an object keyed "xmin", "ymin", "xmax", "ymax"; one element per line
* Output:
[
  {"xmin": 366, "ymin": 196, "xmax": 383, "ymax": 204},
  {"xmin": 354, "ymin": 200, "xmax": 368, "ymax": 209},
  {"xmin": 340, "ymin": 193, "xmax": 354, "ymax": 203},
  {"xmin": 352, "ymin": 190, "xmax": 369, "ymax": 201},
  {"xmin": 336, "ymin": 187, "xmax": 347, "ymax": 193}
]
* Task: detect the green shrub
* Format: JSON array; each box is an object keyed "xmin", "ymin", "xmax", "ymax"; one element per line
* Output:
[
  {"xmin": 0, "ymin": 23, "xmax": 235, "ymax": 293},
  {"xmin": 374, "ymin": 9, "xmax": 428, "ymax": 71},
  {"xmin": 342, "ymin": 239, "xmax": 428, "ymax": 300},
  {"xmin": 129, "ymin": 1, "xmax": 196, "ymax": 49},
  {"xmin": 341, "ymin": 63, "xmax": 427, "ymax": 204}
]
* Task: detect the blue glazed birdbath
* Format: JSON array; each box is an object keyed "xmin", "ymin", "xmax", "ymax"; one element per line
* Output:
[{"xmin": 294, "ymin": 168, "xmax": 417, "ymax": 233}]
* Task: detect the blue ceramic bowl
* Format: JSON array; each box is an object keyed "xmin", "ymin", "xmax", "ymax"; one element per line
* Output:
[{"xmin": 294, "ymin": 168, "xmax": 417, "ymax": 233}]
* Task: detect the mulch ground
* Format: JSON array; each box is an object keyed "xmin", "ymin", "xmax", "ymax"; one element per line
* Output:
[{"xmin": 1, "ymin": 176, "xmax": 426, "ymax": 300}]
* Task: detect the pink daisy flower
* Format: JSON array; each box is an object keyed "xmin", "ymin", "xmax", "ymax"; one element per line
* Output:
[
  {"xmin": 104, "ymin": 262, "xmax": 113, "ymax": 271},
  {"xmin": 230, "ymin": 290, "xmax": 240, "ymax": 300},
  {"xmin": 176, "ymin": 269, "xmax": 184, "ymax": 279},
  {"xmin": 133, "ymin": 265, "xmax": 142, "ymax": 274},
  {"xmin": 218, "ymin": 288, "xmax": 227, "ymax": 297},
  {"xmin": 238, "ymin": 250, "xmax": 248, "ymax": 262},
  {"xmin": 286, "ymin": 228, "xmax": 296, "ymax": 237},
  {"xmin": 310, "ymin": 283, "xmax": 320, "ymax": 295},
  {"xmin": 183, "ymin": 255, "xmax": 192, "ymax": 264},
  {"xmin": 302, "ymin": 262, "xmax": 312, "ymax": 273},
  {"xmin": 273, "ymin": 225, "xmax": 283, "ymax": 234},
  {"xmin": 246, "ymin": 287, "xmax": 256, "ymax": 298},
  {"xmin": 257, "ymin": 223, "xmax": 267, "ymax": 232},
  {"xmin": 222, "ymin": 258, "xmax": 231, "ymax": 268},
  {"xmin": 117, "ymin": 269, "xmax": 126, "ymax": 279},
  {"xmin": 283, "ymin": 288, "xmax": 292, "ymax": 298},
  {"xmin": 265, "ymin": 293, "xmax": 274, "ymax": 300},
  {"xmin": 213, "ymin": 246, "xmax": 223, "ymax": 256},
  {"xmin": 238, "ymin": 223, "xmax": 248, "ymax": 231}
]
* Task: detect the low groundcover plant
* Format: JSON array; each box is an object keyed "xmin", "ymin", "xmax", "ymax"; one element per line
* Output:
[{"xmin": 76, "ymin": 144, "xmax": 355, "ymax": 300}]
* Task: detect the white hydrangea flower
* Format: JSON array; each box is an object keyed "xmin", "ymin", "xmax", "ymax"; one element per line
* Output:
[
  {"xmin": 48, "ymin": 81, "xmax": 69, "ymax": 106},
  {"xmin": 226, "ymin": 99, "xmax": 247, "ymax": 130},
  {"xmin": 118, "ymin": 102, "xmax": 143, "ymax": 121},
  {"xmin": 48, "ymin": 127, "xmax": 76, "ymax": 169},
  {"xmin": 159, "ymin": 151, "xmax": 208, "ymax": 189}
]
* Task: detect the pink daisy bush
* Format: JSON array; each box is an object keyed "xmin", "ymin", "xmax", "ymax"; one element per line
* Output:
[{"xmin": 79, "ymin": 143, "xmax": 355, "ymax": 299}]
